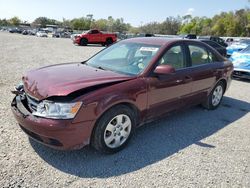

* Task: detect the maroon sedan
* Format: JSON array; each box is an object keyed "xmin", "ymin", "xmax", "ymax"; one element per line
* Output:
[{"xmin": 11, "ymin": 38, "xmax": 233, "ymax": 153}]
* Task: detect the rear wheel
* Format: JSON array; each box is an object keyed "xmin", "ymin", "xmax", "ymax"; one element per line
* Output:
[
  {"xmin": 91, "ymin": 105, "xmax": 135, "ymax": 153},
  {"xmin": 80, "ymin": 38, "xmax": 88, "ymax": 46},
  {"xmin": 106, "ymin": 38, "xmax": 113, "ymax": 46},
  {"xmin": 203, "ymin": 81, "xmax": 225, "ymax": 110}
]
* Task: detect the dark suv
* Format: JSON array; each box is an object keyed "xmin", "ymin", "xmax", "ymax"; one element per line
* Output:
[
  {"xmin": 199, "ymin": 40, "xmax": 227, "ymax": 57},
  {"xmin": 198, "ymin": 36, "xmax": 228, "ymax": 47}
]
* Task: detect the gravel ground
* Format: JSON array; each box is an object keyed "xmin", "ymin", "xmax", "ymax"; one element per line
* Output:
[{"xmin": 0, "ymin": 32, "xmax": 249, "ymax": 188}]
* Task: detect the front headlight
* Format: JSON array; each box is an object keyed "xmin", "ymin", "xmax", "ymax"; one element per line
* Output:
[{"xmin": 33, "ymin": 101, "xmax": 82, "ymax": 119}]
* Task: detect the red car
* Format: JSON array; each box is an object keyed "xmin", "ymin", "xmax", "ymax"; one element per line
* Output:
[
  {"xmin": 73, "ymin": 29, "xmax": 117, "ymax": 46},
  {"xmin": 11, "ymin": 38, "xmax": 233, "ymax": 153}
]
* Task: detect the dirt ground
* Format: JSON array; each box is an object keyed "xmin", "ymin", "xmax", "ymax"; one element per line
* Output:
[{"xmin": 0, "ymin": 32, "xmax": 249, "ymax": 188}]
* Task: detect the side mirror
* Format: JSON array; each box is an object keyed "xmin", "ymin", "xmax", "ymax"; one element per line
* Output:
[{"xmin": 154, "ymin": 65, "xmax": 175, "ymax": 75}]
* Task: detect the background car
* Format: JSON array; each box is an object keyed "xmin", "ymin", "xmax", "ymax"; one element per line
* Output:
[
  {"xmin": 184, "ymin": 34, "xmax": 197, "ymax": 39},
  {"xmin": 230, "ymin": 46, "xmax": 250, "ymax": 79},
  {"xmin": 225, "ymin": 37, "xmax": 234, "ymax": 46},
  {"xmin": 52, "ymin": 31, "xmax": 71, "ymax": 38},
  {"xmin": 226, "ymin": 39, "xmax": 250, "ymax": 56},
  {"xmin": 29, "ymin": 29, "xmax": 37, "ymax": 36},
  {"xmin": 52, "ymin": 31, "xmax": 60, "ymax": 38},
  {"xmin": 136, "ymin": 33, "xmax": 155, "ymax": 37},
  {"xmin": 22, "ymin": 30, "xmax": 29, "ymax": 35},
  {"xmin": 36, "ymin": 31, "xmax": 48, "ymax": 37},
  {"xmin": 198, "ymin": 36, "xmax": 228, "ymax": 47},
  {"xmin": 73, "ymin": 29, "xmax": 117, "ymax": 46},
  {"xmin": 200, "ymin": 39, "xmax": 227, "ymax": 56},
  {"xmin": 8, "ymin": 28, "xmax": 22, "ymax": 34}
]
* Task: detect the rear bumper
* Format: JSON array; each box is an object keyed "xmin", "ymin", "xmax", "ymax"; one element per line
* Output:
[{"xmin": 11, "ymin": 96, "xmax": 94, "ymax": 150}]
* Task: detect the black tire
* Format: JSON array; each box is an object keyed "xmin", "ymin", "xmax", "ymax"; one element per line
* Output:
[
  {"xmin": 202, "ymin": 81, "xmax": 225, "ymax": 110},
  {"xmin": 91, "ymin": 105, "xmax": 136, "ymax": 154},
  {"xmin": 101, "ymin": 42, "xmax": 106, "ymax": 46},
  {"xmin": 105, "ymin": 38, "xmax": 113, "ymax": 46},
  {"xmin": 80, "ymin": 38, "xmax": 88, "ymax": 46}
]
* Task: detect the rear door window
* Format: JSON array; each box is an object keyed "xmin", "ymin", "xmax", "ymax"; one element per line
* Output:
[{"xmin": 188, "ymin": 45, "xmax": 211, "ymax": 66}]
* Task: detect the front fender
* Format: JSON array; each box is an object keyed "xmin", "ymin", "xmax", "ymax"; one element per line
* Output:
[{"xmin": 73, "ymin": 78, "xmax": 148, "ymax": 123}]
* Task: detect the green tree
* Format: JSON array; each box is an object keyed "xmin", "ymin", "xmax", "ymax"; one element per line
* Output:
[
  {"xmin": 61, "ymin": 18, "xmax": 72, "ymax": 29},
  {"xmin": 91, "ymin": 19, "xmax": 108, "ymax": 30},
  {"xmin": 107, "ymin": 16, "xmax": 115, "ymax": 31},
  {"xmin": 113, "ymin": 18, "xmax": 130, "ymax": 32},
  {"xmin": 8, "ymin": 16, "xmax": 21, "ymax": 26},
  {"xmin": 5, "ymin": 8, "xmax": 250, "ymax": 37},
  {"xmin": 128, "ymin": 27, "xmax": 140, "ymax": 34},
  {"xmin": 160, "ymin": 16, "xmax": 182, "ymax": 34},
  {"xmin": 140, "ymin": 22, "xmax": 161, "ymax": 34},
  {"xmin": 32, "ymin": 17, "xmax": 59, "ymax": 28},
  {"xmin": 71, "ymin": 17, "xmax": 93, "ymax": 30},
  {"xmin": 199, "ymin": 17, "xmax": 212, "ymax": 35},
  {"xmin": 0, "ymin": 18, "xmax": 9, "ymax": 26}
]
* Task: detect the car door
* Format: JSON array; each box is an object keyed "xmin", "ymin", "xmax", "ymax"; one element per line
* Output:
[
  {"xmin": 88, "ymin": 30, "xmax": 101, "ymax": 43},
  {"xmin": 182, "ymin": 41, "xmax": 219, "ymax": 106},
  {"xmin": 146, "ymin": 42, "xmax": 193, "ymax": 119}
]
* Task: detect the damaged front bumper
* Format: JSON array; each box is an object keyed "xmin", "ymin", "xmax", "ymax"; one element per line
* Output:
[{"xmin": 11, "ymin": 95, "xmax": 94, "ymax": 150}]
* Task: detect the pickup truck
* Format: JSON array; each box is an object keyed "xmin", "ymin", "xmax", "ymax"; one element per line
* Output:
[{"xmin": 73, "ymin": 29, "xmax": 117, "ymax": 46}]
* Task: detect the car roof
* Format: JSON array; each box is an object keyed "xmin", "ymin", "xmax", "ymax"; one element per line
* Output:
[
  {"xmin": 198, "ymin": 39, "xmax": 212, "ymax": 42},
  {"xmin": 197, "ymin": 39, "xmax": 217, "ymax": 43},
  {"xmin": 119, "ymin": 37, "xmax": 225, "ymax": 62},
  {"xmin": 121, "ymin": 37, "xmax": 185, "ymax": 46}
]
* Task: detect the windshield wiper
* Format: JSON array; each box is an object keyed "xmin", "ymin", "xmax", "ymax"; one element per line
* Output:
[{"xmin": 83, "ymin": 62, "xmax": 107, "ymax": 71}]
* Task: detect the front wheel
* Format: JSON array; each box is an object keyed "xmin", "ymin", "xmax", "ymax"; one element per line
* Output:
[
  {"xmin": 91, "ymin": 105, "xmax": 136, "ymax": 153},
  {"xmin": 80, "ymin": 38, "xmax": 88, "ymax": 46},
  {"xmin": 203, "ymin": 81, "xmax": 225, "ymax": 110}
]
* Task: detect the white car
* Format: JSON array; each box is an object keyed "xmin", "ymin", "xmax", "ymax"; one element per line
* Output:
[{"xmin": 36, "ymin": 31, "xmax": 48, "ymax": 37}]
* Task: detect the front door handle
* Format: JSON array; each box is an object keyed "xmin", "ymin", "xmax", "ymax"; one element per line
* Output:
[{"xmin": 176, "ymin": 79, "xmax": 183, "ymax": 83}]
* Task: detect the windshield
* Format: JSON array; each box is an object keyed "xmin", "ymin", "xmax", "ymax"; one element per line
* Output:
[{"xmin": 86, "ymin": 42, "xmax": 161, "ymax": 75}]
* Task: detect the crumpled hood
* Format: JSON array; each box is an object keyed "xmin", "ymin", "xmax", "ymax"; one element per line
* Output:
[{"xmin": 22, "ymin": 63, "xmax": 134, "ymax": 100}]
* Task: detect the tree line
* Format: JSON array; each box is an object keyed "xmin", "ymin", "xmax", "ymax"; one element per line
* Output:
[
  {"xmin": 0, "ymin": 15, "xmax": 132, "ymax": 33},
  {"xmin": 1, "ymin": 8, "xmax": 250, "ymax": 37}
]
